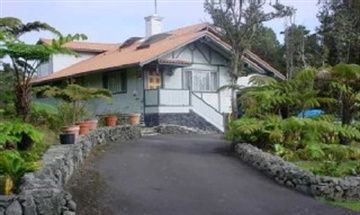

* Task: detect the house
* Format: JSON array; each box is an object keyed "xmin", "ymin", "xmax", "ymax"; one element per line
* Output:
[{"xmin": 33, "ymin": 13, "xmax": 285, "ymax": 132}]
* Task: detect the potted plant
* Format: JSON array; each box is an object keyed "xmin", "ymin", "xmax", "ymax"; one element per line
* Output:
[
  {"xmin": 36, "ymin": 84, "xmax": 112, "ymax": 139},
  {"xmin": 59, "ymin": 133, "xmax": 75, "ymax": 145},
  {"xmin": 62, "ymin": 125, "xmax": 80, "ymax": 139},
  {"xmin": 76, "ymin": 121, "xmax": 91, "ymax": 135},
  {"xmin": 128, "ymin": 113, "xmax": 141, "ymax": 125},
  {"xmin": 105, "ymin": 114, "xmax": 118, "ymax": 127},
  {"xmin": 85, "ymin": 119, "xmax": 98, "ymax": 131},
  {"xmin": 57, "ymin": 102, "xmax": 81, "ymax": 139}
]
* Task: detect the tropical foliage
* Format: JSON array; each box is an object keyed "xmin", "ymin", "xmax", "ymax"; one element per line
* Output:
[
  {"xmin": 0, "ymin": 121, "xmax": 44, "ymax": 194},
  {"xmin": 0, "ymin": 17, "xmax": 87, "ymax": 195},
  {"xmin": 239, "ymin": 69, "xmax": 333, "ymax": 118},
  {"xmin": 0, "ymin": 151, "xmax": 41, "ymax": 194},
  {"xmin": 227, "ymin": 65, "xmax": 360, "ymax": 177},
  {"xmin": 0, "ymin": 17, "xmax": 87, "ymax": 121},
  {"xmin": 35, "ymin": 84, "xmax": 112, "ymax": 125},
  {"xmin": 204, "ymin": 0, "xmax": 294, "ymax": 115}
]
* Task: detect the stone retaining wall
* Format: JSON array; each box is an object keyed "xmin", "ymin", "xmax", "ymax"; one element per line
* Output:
[
  {"xmin": 235, "ymin": 143, "xmax": 360, "ymax": 201},
  {"xmin": 0, "ymin": 126, "xmax": 141, "ymax": 215}
]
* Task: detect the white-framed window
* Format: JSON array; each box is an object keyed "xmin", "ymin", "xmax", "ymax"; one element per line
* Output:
[
  {"xmin": 183, "ymin": 70, "xmax": 218, "ymax": 92},
  {"xmin": 103, "ymin": 71, "xmax": 127, "ymax": 94}
]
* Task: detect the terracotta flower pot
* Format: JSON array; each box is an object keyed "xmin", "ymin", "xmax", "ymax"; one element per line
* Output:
[
  {"xmin": 128, "ymin": 113, "xmax": 140, "ymax": 125},
  {"xmin": 62, "ymin": 125, "xmax": 80, "ymax": 139},
  {"xmin": 77, "ymin": 122, "xmax": 91, "ymax": 135},
  {"xmin": 86, "ymin": 119, "xmax": 98, "ymax": 131},
  {"xmin": 105, "ymin": 115, "xmax": 118, "ymax": 127}
]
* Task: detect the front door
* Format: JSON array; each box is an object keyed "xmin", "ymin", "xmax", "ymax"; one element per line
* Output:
[{"xmin": 148, "ymin": 70, "xmax": 162, "ymax": 89}]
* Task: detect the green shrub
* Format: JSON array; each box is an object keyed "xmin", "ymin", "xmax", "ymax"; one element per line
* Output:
[
  {"xmin": 312, "ymin": 161, "xmax": 343, "ymax": 177},
  {"xmin": 0, "ymin": 151, "xmax": 41, "ymax": 193},
  {"xmin": 0, "ymin": 121, "xmax": 43, "ymax": 150},
  {"xmin": 19, "ymin": 141, "xmax": 49, "ymax": 163},
  {"xmin": 228, "ymin": 116, "xmax": 360, "ymax": 147},
  {"xmin": 227, "ymin": 116, "xmax": 360, "ymax": 163},
  {"xmin": 30, "ymin": 102, "xmax": 61, "ymax": 131}
]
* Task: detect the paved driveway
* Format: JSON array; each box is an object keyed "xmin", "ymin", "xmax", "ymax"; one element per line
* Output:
[{"xmin": 67, "ymin": 134, "xmax": 355, "ymax": 215}]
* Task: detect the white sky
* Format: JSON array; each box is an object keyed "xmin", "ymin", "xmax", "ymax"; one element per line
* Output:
[{"xmin": 1, "ymin": 0, "xmax": 320, "ymax": 44}]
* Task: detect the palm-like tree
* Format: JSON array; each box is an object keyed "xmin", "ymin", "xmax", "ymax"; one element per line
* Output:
[
  {"xmin": 329, "ymin": 64, "xmax": 360, "ymax": 125},
  {"xmin": 0, "ymin": 17, "xmax": 86, "ymax": 121},
  {"xmin": 239, "ymin": 68, "xmax": 333, "ymax": 118},
  {"xmin": 0, "ymin": 17, "xmax": 60, "ymax": 38}
]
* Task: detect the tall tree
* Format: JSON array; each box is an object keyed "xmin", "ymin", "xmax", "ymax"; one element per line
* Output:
[
  {"xmin": 0, "ymin": 17, "xmax": 86, "ymax": 121},
  {"xmin": 317, "ymin": 0, "xmax": 360, "ymax": 65},
  {"xmin": 250, "ymin": 25, "xmax": 285, "ymax": 73},
  {"xmin": 283, "ymin": 24, "xmax": 308, "ymax": 79},
  {"xmin": 204, "ymin": 0, "xmax": 293, "ymax": 116},
  {"xmin": 0, "ymin": 64, "xmax": 15, "ymax": 108}
]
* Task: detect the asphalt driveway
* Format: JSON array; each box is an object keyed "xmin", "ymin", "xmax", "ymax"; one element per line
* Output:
[{"xmin": 67, "ymin": 134, "xmax": 356, "ymax": 215}]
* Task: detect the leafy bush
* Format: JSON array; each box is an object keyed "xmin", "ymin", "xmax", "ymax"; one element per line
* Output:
[
  {"xmin": 311, "ymin": 161, "xmax": 343, "ymax": 177},
  {"xmin": 227, "ymin": 116, "xmax": 360, "ymax": 162},
  {"xmin": 29, "ymin": 102, "xmax": 61, "ymax": 131},
  {"xmin": 35, "ymin": 84, "xmax": 112, "ymax": 125},
  {"xmin": 19, "ymin": 141, "xmax": 49, "ymax": 163},
  {"xmin": 0, "ymin": 151, "xmax": 41, "ymax": 194},
  {"xmin": 227, "ymin": 116, "xmax": 360, "ymax": 146},
  {"xmin": 0, "ymin": 121, "xmax": 43, "ymax": 150}
]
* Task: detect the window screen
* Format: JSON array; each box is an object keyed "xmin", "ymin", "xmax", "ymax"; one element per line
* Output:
[{"xmin": 188, "ymin": 70, "xmax": 218, "ymax": 92}]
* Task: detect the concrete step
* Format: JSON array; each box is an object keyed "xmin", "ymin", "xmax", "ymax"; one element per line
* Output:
[{"xmin": 141, "ymin": 127, "xmax": 160, "ymax": 137}]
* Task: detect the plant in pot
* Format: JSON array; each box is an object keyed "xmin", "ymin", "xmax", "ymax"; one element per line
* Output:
[
  {"xmin": 104, "ymin": 113, "xmax": 118, "ymax": 127},
  {"xmin": 36, "ymin": 84, "xmax": 112, "ymax": 143},
  {"xmin": 128, "ymin": 113, "xmax": 141, "ymax": 125}
]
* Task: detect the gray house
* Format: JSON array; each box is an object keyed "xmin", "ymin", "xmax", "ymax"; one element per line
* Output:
[{"xmin": 34, "ymin": 14, "xmax": 284, "ymax": 132}]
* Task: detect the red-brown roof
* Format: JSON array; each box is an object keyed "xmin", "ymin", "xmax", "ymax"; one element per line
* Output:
[
  {"xmin": 39, "ymin": 38, "xmax": 119, "ymax": 53},
  {"xmin": 33, "ymin": 23, "xmax": 283, "ymax": 84}
]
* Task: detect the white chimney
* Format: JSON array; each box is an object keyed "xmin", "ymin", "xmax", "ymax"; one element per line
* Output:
[{"xmin": 145, "ymin": 15, "xmax": 163, "ymax": 38}]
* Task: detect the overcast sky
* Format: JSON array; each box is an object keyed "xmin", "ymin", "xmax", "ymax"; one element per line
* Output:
[{"xmin": 1, "ymin": 0, "xmax": 320, "ymax": 44}]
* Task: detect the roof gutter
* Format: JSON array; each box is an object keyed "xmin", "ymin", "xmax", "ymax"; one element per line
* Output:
[{"xmin": 32, "ymin": 63, "xmax": 140, "ymax": 85}]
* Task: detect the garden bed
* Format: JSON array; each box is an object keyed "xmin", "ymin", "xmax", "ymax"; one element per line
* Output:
[{"xmin": 235, "ymin": 143, "xmax": 360, "ymax": 201}]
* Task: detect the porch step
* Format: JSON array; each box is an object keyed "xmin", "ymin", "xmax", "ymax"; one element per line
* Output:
[{"xmin": 141, "ymin": 127, "xmax": 160, "ymax": 137}]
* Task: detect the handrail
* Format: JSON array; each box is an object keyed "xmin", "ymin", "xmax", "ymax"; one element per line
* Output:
[
  {"xmin": 190, "ymin": 93, "xmax": 224, "ymax": 132},
  {"xmin": 190, "ymin": 92, "xmax": 222, "ymax": 115}
]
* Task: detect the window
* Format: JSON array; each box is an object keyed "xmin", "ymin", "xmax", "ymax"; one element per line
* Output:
[
  {"xmin": 147, "ymin": 70, "xmax": 162, "ymax": 89},
  {"xmin": 183, "ymin": 70, "xmax": 218, "ymax": 92},
  {"xmin": 103, "ymin": 71, "xmax": 127, "ymax": 93}
]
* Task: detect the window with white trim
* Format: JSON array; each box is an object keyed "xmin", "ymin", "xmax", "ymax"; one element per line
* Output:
[{"xmin": 183, "ymin": 70, "xmax": 218, "ymax": 92}]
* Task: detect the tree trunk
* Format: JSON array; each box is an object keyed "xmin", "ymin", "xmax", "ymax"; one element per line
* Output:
[
  {"xmin": 230, "ymin": 51, "xmax": 241, "ymax": 119},
  {"xmin": 341, "ymin": 98, "xmax": 352, "ymax": 125},
  {"xmin": 231, "ymin": 79, "xmax": 238, "ymax": 119},
  {"xmin": 340, "ymin": 97, "xmax": 352, "ymax": 145},
  {"xmin": 15, "ymin": 83, "xmax": 31, "ymax": 122},
  {"xmin": 280, "ymin": 105, "xmax": 290, "ymax": 119}
]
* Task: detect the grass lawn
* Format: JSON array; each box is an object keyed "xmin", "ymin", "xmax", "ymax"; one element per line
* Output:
[
  {"xmin": 295, "ymin": 160, "xmax": 360, "ymax": 177},
  {"xmin": 319, "ymin": 198, "xmax": 360, "ymax": 212}
]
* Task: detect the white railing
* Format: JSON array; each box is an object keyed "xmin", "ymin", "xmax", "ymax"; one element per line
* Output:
[
  {"xmin": 159, "ymin": 89, "xmax": 190, "ymax": 106},
  {"xmin": 191, "ymin": 93, "xmax": 224, "ymax": 132},
  {"xmin": 145, "ymin": 89, "xmax": 190, "ymax": 106}
]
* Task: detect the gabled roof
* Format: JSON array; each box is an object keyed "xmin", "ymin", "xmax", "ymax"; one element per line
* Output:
[
  {"xmin": 39, "ymin": 38, "xmax": 119, "ymax": 53},
  {"xmin": 33, "ymin": 23, "xmax": 284, "ymax": 84}
]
